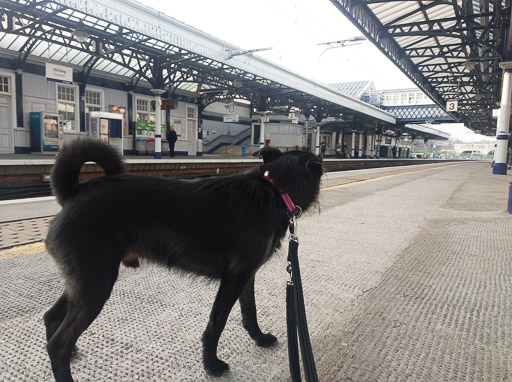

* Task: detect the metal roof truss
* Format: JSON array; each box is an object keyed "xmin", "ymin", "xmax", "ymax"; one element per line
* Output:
[
  {"xmin": 0, "ymin": 0, "xmax": 393, "ymax": 127},
  {"xmin": 329, "ymin": 0, "xmax": 509, "ymax": 135}
]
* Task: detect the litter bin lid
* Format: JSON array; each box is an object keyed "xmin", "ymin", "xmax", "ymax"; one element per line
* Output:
[{"xmin": 146, "ymin": 139, "xmax": 155, "ymax": 142}]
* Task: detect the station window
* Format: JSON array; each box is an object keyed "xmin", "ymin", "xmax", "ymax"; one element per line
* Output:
[
  {"xmin": 86, "ymin": 90, "xmax": 101, "ymax": 107},
  {"xmin": 85, "ymin": 90, "xmax": 102, "ymax": 132},
  {"xmin": 57, "ymin": 85, "xmax": 76, "ymax": 131},
  {"xmin": 136, "ymin": 98, "xmax": 155, "ymax": 124},
  {"xmin": 187, "ymin": 106, "xmax": 197, "ymax": 119},
  {"xmin": 0, "ymin": 76, "xmax": 9, "ymax": 93}
]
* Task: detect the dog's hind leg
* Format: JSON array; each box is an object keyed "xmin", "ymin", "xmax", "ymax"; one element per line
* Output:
[
  {"xmin": 46, "ymin": 266, "xmax": 119, "ymax": 382},
  {"xmin": 44, "ymin": 292, "xmax": 81, "ymax": 357},
  {"xmin": 44, "ymin": 293, "xmax": 68, "ymax": 344},
  {"xmin": 202, "ymin": 274, "xmax": 250, "ymax": 376},
  {"xmin": 239, "ymin": 276, "xmax": 277, "ymax": 347}
]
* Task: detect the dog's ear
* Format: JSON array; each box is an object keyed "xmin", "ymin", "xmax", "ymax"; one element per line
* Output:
[
  {"xmin": 253, "ymin": 147, "xmax": 282, "ymax": 164},
  {"xmin": 307, "ymin": 154, "xmax": 324, "ymax": 175}
]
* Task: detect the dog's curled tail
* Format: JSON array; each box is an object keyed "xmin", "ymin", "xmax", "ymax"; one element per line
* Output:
[{"xmin": 51, "ymin": 138, "xmax": 125, "ymax": 205}]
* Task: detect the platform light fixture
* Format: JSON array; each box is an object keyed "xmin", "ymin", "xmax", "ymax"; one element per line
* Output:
[
  {"xmin": 226, "ymin": 47, "xmax": 273, "ymax": 60},
  {"xmin": 463, "ymin": 59, "xmax": 479, "ymax": 71},
  {"xmin": 73, "ymin": 28, "xmax": 90, "ymax": 43}
]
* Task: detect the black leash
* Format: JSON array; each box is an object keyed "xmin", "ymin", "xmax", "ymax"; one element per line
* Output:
[
  {"xmin": 261, "ymin": 171, "xmax": 318, "ymax": 380},
  {"xmin": 286, "ymin": 215, "xmax": 319, "ymax": 382}
]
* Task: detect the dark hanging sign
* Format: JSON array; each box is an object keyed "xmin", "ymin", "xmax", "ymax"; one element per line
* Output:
[
  {"xmin": 162, "ymin": 98, "xmax": 177, "ymax": 110},
  {"xmin": 151, "ymin": 98, "xmax": 178, "ymax": 110}
]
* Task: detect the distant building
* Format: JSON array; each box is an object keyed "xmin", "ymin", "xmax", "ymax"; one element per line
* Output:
[
  {"xmin": 329, "ymin": 82, "xmax": 452, "ymax": 123},
  {"xmin": 329, "ymin": 81, "xmax": 376, "ymax": 100}
]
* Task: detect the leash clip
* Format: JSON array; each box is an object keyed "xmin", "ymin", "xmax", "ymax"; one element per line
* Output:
[
  {"xmin": 286, "ymin": 261, "xmax": 293, "ymax": 286},
  {"xmin": 289, "ymin": 215, "xmax": 299, "ymax": 242}
]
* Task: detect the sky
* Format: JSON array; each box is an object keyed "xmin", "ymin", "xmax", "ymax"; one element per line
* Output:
[
  {"xmin": 138, "ymin": 0, "xmax": 415, "ymax": 89},
  {"xmin": 137, "ymin": 0, "xmax": 490, "ymax": 142}
]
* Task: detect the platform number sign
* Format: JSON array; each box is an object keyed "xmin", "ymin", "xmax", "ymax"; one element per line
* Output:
[{"xmin": 446, "ymin": 100, "xmax": 458, "ymax": 112}]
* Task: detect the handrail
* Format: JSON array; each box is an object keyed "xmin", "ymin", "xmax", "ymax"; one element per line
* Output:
[{"xmin": 203, "ymin": 127, "xmax": 251, "ymax": 148}]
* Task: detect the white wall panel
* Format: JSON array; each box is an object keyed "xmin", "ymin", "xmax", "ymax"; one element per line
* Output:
[
  {"xmin": 105, "ymin": 88, "xmax": 127, "ymax": 109},
  {"xmin": 23, "ymin": 74, "xmax": 56, "ymax": 99}
]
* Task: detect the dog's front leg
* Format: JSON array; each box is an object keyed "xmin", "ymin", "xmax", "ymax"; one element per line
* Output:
[
  {"xmin": 239, "ymin": 276, "xmax": 277, "ymax": 347},
  {"xmin": 202, "ymin": 274, "xmax": 249, "ymax": 376}
]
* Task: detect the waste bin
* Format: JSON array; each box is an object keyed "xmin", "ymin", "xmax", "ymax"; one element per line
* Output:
[
  {"xmin": 265, "ymin": 139, "xmax": 271, "ymax": 147},
  {"xmin": 162, "ymin": 141, "xmax": 169, "ymax": 156},
  {"xmin": 146, "ymin": 138, "xmax": 155, "ymax": 154},
  {"xmin": 241, "ymin": 144, "xmax": 246, "ymax": 156},
  {"xmin": 379, "ymin": 145, "xmax": 391, "ymax": 158},
  {"xmin": 135, "ymin": 138, "xmax": 147, "ymax": 155}
]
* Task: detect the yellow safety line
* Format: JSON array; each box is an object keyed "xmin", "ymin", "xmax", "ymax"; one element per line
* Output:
[
  {"xmin": 321, "ymin": 163, "xmax": 460, "ymax": 191},
  {"xmin": 0, "ymin": 241, "xmax": 46, "ymax": 261}
]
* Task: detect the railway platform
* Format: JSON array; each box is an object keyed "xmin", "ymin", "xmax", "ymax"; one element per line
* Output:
[{"xmin": 1, "ymin": 161, "xmax": 511, "ymax": 381}]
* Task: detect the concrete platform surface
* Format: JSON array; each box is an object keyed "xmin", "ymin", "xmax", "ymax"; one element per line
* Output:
[{"xmin": 1, "ymin": 162, "xmax": 511, "ymax": 381}]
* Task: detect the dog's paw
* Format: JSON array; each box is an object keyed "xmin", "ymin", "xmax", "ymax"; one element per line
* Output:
[
  {"xmin": 256, "ymin": 333, "xmax": 278, "ymax": 347},
  {"xmin": 204, "ymin": 358, "xmax": 230, "ymax": 377},
  {"xmin": 70, "ymin": 345, "xmax": 79, "ymax": 359}
]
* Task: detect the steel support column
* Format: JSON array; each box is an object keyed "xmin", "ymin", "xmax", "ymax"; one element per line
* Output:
[
  {"xmin": 128, "ymin": 90, "xmax": 134, "ymax": 154},
  {"xmin": 259, "ymin": 114, "xmax": 266, "ymax": 148},
  {"xmin": 351, "ymin": 132, "xmax": 356, "ymax": 158},
  {"xmin": 15, "ymin": 70, "xmax": 23, "ymax": 128},
  {"xmin": 79, "ymin": 82, "xmax": 86, "ymax": 133},
  {"xmin": 151, "ymin": 89, "xmax": 165, "ymax": 159},
  {"xmin": 493, "ymin": 62, "xmax": 512, "ymax": 174}
]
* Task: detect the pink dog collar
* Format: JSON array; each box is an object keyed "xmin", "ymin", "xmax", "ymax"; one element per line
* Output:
[{"xmin": 263, "ymin": 171, "xmax": 302, "ymax": 217}]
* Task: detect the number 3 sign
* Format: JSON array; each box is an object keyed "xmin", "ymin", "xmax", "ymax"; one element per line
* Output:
[{"xmin": 446, "ymin": 100, "xmax": 458, "ymax": 112}]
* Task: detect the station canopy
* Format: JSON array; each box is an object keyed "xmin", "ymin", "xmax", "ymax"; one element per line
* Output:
[
  {"xmin": 0, "ymin": 0, "xmax": 396, "ymax": 129},
  {"xmin": 329, "ymin": 0, "xmax": 510, "ymax": 135}
]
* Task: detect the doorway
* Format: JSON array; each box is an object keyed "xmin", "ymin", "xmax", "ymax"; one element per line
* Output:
[{"xmin": 0, "ymin": 95, "xmax": 12, "ymax": 154}]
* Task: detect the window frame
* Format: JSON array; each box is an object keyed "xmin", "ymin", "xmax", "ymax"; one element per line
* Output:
[
  {"xmin": 56, "ymin": 83, "xmax": 78, "ymax": 132},
  {"xmin": 0, "ymin": 75, "xmax": 10, "ymax": 94},
  {"xmin": 135, "ymin": 97, "xmax": 155, "ymax": 124},
  {"xmin": 85, "ymin": 89, "xmax": 103, "ymax": 133}
]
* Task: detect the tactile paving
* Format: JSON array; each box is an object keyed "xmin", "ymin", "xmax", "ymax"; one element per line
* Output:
[{"xmin": 0, "ymin": 217, "xmax": 52, "ymax": 250}]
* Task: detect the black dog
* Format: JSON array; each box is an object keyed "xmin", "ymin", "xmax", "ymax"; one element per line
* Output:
[{"xmin": 44, "ymin": 138, "xmax": 322, "ymax": 381}]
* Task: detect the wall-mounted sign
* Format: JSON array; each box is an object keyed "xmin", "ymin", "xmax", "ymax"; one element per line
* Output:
[
  {"xmin": 289, "ymin": 112, "xmax": 299, "ymax": 124},
  {"xmin": 223, "ymin": 115, "xmax": 239, "ymax": 123},
  {"xmin": 45, "ymin": 63, "xmax": 73, "ymax": 84}
]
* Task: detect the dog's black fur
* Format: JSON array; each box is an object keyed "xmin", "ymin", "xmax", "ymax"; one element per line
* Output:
[{"xmin": 44, "ymin": 138, "xmax": 322, "ymax": 381}]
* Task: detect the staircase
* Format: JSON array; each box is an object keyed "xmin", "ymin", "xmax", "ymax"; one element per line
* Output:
[{"xmin": 203, "ymin": 128, "xmax": 251, "ymax": 155}]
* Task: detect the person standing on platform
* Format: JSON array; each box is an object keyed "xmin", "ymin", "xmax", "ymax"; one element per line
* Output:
[
  {"xmin": 167, "ymin": 126, "xmax": 178, "ymax": 158},
  {"xmin": 320, "ymin": 139, "xmax": 327, "ymax": 159}
]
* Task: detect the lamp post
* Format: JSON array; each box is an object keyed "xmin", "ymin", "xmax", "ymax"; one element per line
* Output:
[{"xmin": 151, "ymin": 89, "xmax": 165, "ymax": 159}]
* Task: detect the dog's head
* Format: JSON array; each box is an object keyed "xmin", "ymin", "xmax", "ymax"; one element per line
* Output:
[{"xmin": 254, "ymin": 147, "xmax": 323, "ymax": 213}]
